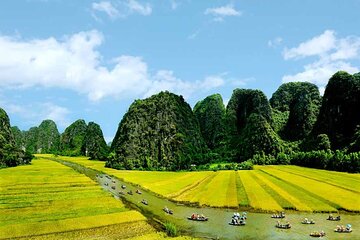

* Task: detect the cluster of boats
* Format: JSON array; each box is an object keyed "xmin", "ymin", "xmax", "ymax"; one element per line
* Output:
[
  {"xmin": 229, "ymin": 212, "xmax": 247, "ymax": 226},
  {"xmin": 271, "ymin": 213, "xmax": 353, "ymax": 237},
  {"xmin": 334, "ymin": 224, "xmax": 352, "ymax": 233}
]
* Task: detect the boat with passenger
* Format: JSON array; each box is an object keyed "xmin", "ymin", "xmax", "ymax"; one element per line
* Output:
[{"xmin": 188, "ymin": 213, "xmax": 208, "ymax": 221}]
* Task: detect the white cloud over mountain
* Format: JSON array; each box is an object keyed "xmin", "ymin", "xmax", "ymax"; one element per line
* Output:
[
  {"xmin": 282, "ymin": 30, "xmax": 360, "ymax": 91},
  {"xmin": 0, "ymin": 30, "xmax": 226, "ymax": 101}
]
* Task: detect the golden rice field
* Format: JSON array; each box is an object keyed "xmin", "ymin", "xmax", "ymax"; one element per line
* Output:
[
  {"xmin": 44, "ymin": 155, "xmax": 360, "ymax": 212},
  {"xmin": 0, "ymin": 158, "xmax": 194, "ymax": 239}
]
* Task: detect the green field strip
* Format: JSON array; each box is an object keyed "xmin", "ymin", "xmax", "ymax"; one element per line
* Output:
[
  {"xmin": 0, "ymin": 211, "xmax": 146, "ymax": 239},
  {"xmin": 254, "ymin": 171, "xmax": 313, "ymax": 211},
  {"xmin": 167, "ymin": 172, "xmax": 216, "ymax": 198},
  {"xmin": 272, "ymin": 165, "xmax": 360, "ymax": 194},
  {"xmin": 256, "ymin": 170, "xmax": 338, "ymax": 212},
  {"xmin": 250, "ymin": 172, "xmax": 295, "ymax": 210},
  {"xmin": 0, "ymin": 197, "xmax": 124, "ymax": 214},
  {"xmin": 225, "ymin": 171, "xmax": 238, "ymax": 208},
  {"xmin": 0, "ymin": 186, "xmax": 101, "ymax": 196},
  {"xmin": 235, "ymin": 171, "xmax": 249, "ymax": 207},
  {"xmin": 0, "ymin": 205, "xmax": 127, "ymax": 227},
  {"xmin": 0, "ymin": 189, "xmax": 109, "ymax": 203},
  {"xmin": 260, "ymin": 167, "xmax": 360, "ymax": 211},
  {"xmin": 173, "ymin": 172, "xmax": 218, "ymax": 203},
  {"xmin": 199, "ymin": 171, "xmax": 237, "ymax": 207},
  {"xmin": 147, "ymin": 172, "xmax": 211, "ymax": 196},
  {"xmin": 239, "ymin": 171, "xmax": 283, "ymax": 211},
  {"xmin": 15, "ymin": 221, "xmax": 157, "ymax": 240}
]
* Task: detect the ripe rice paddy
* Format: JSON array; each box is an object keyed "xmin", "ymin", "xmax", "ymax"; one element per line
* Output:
[
  {"xmin": 0, "ymin": 158, "xmax": 191, "ymax": 239},
  {"xmin": 43, "ymin": 155, "xmax": 360, "ymax": 213}
]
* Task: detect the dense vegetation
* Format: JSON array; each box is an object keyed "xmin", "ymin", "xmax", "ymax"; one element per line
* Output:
[
  {"xmin": 60, "ymin": 119, "xmax": 109, "ymax": 160},
  {"xmin": 105, "ymin": 71, "xmax": 359, "ymax": 172},
  {"xmin": 83, "ymin": 122, "xmax": 109, "ymax": 160},
  {"xmin": 312, "ymin": 71, "xmax": 360, "ymax": 150},
  {"xmin": 270, "ymin": 82, "xmax": 321, "ymax": 140},
  {"xmin": 0, "ymin": 107, "xmax": 32, "ymax": 167},
  {"xmin": 193, "ymin": 94, "xmax": 226, "ymax": 151},
  {"xmin": 108, "ymin": 91, "xmax": 208, "ymax": 170}
]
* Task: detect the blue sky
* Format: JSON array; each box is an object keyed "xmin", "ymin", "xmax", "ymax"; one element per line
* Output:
[{"xmin": 1, "ymin": 0, "xmax": 360, "ymax": 142}]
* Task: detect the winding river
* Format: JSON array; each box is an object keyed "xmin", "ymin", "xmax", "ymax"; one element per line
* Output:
[{"xmin": 56, "ymin": 159, "xmax": 360, "ymax": 240}]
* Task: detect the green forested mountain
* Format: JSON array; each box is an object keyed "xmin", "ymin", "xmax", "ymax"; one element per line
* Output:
[
  {"xmin": 11, "ymin": 126, "xmax": 24, "ymax": 150},
  {"xmin": 23, "ymin": 127, "xmax": 38, "ymax": 153},
  {"xmin": 193, "ymin": 94, "xmax": 226, "ymax": 151},
  {"xmin": 60, "ymin": 119, "xmax": 87, "ymax": 156},
  {"xmin": 0, "ymin": 107, "xmax": 32, "ymax": 167},
  {"xmin": 37, "ymin": 120, "xmax": 60, "ymax": 153},
  {"xmin": 225, "ymin": 89, "xmax": 276, "ymax": 160},
  {"xmin": 108, "ymin": 91, "xmax": 208, "ymax": 170},
  {"xmin": 14, "ymin": 120, "xmax": 60, "ymax": 154},
  {"xmin": 312, "ymin": 71, "xmax": 360, "ymax": 149},
  {"xmin": 84, "ymin": 122, "xmax": 109, "ymax": 160},
  {"xmin": 270, "ymin": 82, "xmax": 321, "ymax": 140}
]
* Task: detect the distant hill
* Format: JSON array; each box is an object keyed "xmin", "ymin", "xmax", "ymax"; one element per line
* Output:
[{"xmin": 0, "ymin": 107, "xmax": 32, "ymax": 167}]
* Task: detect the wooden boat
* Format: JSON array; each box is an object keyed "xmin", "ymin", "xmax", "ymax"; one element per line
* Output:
[
  {"xmin": 310, "ymin": 231, "xmax": 326, "ymax": 237},
  {"xmin": 229, "ymin": 220, "xmax": 246, "ymax": 226},
  {"xmin": 302, "ymin": 219, "xmax": 315, "ymax": 224},
  {"xmin": 334, "ymin": 228, "xmax": 352, "ymax": 233},
  {"xmin": 187, "ymin": 214, "xmax": 208, "ymax": 221},
  {"xmin": 275, "ymin": 223, "xmax": 291, "ymax": 229},
  {"xmin": 327, "ymin": 215, "xmax": 340, "ymax": 221},
  {"xmin": 271, "ymin": 212, "xmax": 285, "ymax": 218},
  {"xmin": 163, "ymin": 207, "xmax": 173, "ymax": 215},
  {"xmin": 334, "ymin": 224, "xmax": 352, "ymax": 233}
]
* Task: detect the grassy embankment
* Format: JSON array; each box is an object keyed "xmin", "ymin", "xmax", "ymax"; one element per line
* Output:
[
  {"xmin": 40, "ymin": 155, "xmax": 360, "ymax": 213},
  {"xmin": 0, "ymin": 158, "xmax": 195, "ymax": 239}
]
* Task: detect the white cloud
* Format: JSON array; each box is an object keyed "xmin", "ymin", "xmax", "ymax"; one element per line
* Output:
[
  {"xmin": 42, "ymin": 103, "xmax": 71, "ymax": 128},
  {"xmin": 91, "ymin": 0, "xmax": 151, "ymax": 20},
  {"xmin": 205, "ymin": 4, "xmax": 241, "ymax": 21},
  {"xmin": 283, "ymin": 30, "xmax": 336, "ymax": 60},
  {"xmin": 143, "ymin": 71, "xmax": 226, "ymax": 99},
  {"xmin": 92, "ymin": 1, "xmax": 120, "ymax": 19},
  {"xmin": 0, "ymin": 30, "xmax": 228, "ymax": 102},
  {"xmin": 1, "ymin": 99, "xmax": 70, "ymax": 130},
  {"xmin": 282, "ymin": 30, "xmax": 360, "ymax": 90},
  {"xmin": 127, "ymin": 0, "xmax": 152, "ymax": 15},
  {"xmin": 268, "ymin": 37, "xmax": 283, "ymax": 48}
]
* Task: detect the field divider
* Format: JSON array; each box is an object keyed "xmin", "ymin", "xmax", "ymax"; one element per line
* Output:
[
  {"xmin": 257, "ymin": 169, "xmax": 342, "ymax": 211},
  {"xmin": 235, "ymin": 171, "xmax": 249, "ymax": 207},
  {"xmin": 273, "ymin": 167, "xmax": 360, "ymax": 194}
]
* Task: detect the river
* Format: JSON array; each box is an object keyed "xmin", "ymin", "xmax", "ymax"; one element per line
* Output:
[{"xmin": 56, "ymin": 159, "xmax": 360, "ymax": 240}]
